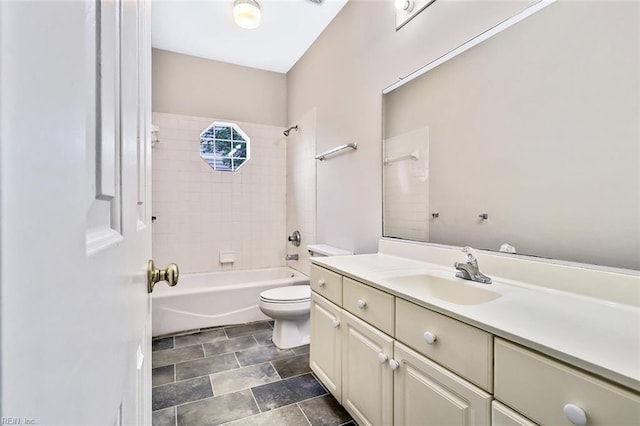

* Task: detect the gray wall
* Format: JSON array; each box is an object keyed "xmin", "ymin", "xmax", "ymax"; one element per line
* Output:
[
  {"xmin": 153, "ymin": 48, "xmax": 287, "ymax": 126},
  {"xmin": 286, "ymin": 0, "xmax": 536, "ymax": 254}
]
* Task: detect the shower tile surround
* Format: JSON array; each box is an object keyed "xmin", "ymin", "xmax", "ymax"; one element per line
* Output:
[
  {"xmin": 152, "ymin": 321, "xmax": 355, "ymax": 426},
  {"xmin": 152, "ymin": 112, "xmax": 287, "ymax": 274}
]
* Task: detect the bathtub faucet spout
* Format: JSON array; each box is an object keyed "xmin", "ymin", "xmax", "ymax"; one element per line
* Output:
[{"xmin": 285, "ymin": 254, "xmax": 299, "ymax": 261}]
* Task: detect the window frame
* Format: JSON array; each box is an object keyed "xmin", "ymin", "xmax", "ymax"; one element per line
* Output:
[{"xmin": 199, "ymin": 121, "xmax": 251, "ymax": 172}]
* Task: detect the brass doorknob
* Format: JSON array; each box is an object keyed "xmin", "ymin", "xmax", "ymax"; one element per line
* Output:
[{"xmin": 147, "ymin": 260, "xmax": 179, "ymax": 293}]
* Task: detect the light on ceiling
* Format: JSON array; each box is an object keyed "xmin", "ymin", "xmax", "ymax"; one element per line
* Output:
[
  {"xmin": 233, "ymin": 0, "xmax": 261, "ymax": 29},
  {"xmin": 394, "ymin": 0, "xmax": 414, "ymax": 12}
]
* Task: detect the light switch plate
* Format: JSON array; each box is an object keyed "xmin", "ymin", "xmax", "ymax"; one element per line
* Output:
[{"xmin": 396, "ymin": 0, "xmax": 437, "ymax": 30}]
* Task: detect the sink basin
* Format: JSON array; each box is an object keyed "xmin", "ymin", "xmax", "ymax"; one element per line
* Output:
[{"xmin": 383, "ymin": 273, "xmax": 502, "ymax": 305}]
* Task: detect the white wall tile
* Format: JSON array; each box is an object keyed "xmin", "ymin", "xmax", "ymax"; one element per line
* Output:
[{"xmin": 152, "ymin": 112, "xmax": 286, "ymax": 274}]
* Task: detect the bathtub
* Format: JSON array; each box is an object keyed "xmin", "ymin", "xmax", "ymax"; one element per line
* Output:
[{"xmin": 152, "ymin": 267, "xmax": 309, "ymax": 337}]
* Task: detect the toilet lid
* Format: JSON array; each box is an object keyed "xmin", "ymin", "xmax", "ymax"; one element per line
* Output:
[{"xmin": 260, "ymin": 285, "xmax": 310, "ymax": 303}]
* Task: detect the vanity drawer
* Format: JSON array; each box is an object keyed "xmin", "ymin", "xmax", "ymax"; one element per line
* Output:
[
  {"xmin": 492, "ymin": 401, "xmax": 538, "ymax": 426},
  {"xmin": 310, "ymin": 265, "xmax": 343, "ymax": 306},
  {"xmin": 395, "ymin": 298, "xmax": 493, "ymax": 391},
  {"xmin": 343, "ymin": 277, "xmax": 395, "ymax": 336},
  {"xmin": 495, "ymin": 339, "xmax": 640, "ymax": 426}
]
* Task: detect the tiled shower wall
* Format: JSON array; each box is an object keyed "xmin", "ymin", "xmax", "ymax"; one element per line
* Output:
[
  {"xmin": 152, "ymin": 112, "xmax": 286, "ymax": 274},
  {"xmin": 383, "ymin": 127, "xmax": 429, "ymax": 242}
]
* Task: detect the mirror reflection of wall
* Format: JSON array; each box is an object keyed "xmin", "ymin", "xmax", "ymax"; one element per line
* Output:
[{"xmin": 383, "ymin": 1, "xmax": 639, "ymax": 270}]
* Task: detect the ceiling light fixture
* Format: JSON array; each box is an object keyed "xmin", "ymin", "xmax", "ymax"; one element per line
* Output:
[
  {"xmin": 394, "ymin": 0, "xmax": 414, "ymax": 12},
  {"xmin": 233, "ymin": 0, "xmax": 261, "ymax": 29}
]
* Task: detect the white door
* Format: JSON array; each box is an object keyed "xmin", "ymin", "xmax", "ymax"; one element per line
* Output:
[{"xmin": 0, "ymin": 0, "xmax": 155, "ymax": 424}]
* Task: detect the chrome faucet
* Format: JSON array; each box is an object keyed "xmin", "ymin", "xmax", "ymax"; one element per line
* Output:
[
  {"xmin": 454, "ymin": 247, "xmax": 492, "ymax": 284},
  {"xmin": 285, "ymin": 254, "xmax": 299, "ymax": 261}
]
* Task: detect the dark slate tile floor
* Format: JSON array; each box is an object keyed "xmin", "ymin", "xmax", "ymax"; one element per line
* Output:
[{"xmin": 152, "ymin": 320, "xmax": 355, "ymax": 426}]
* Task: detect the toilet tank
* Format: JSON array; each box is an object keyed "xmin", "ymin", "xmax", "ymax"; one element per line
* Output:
[{"xmin": 307, "ymin": 244, "xmax": 353, "ymax": 257}]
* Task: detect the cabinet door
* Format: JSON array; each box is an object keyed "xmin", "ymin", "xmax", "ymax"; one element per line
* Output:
[
  {"xmin": 393, "ymin": 341, "xmax": 492, "ymax": 426},
  {"xmin": 342, "ymin": 310, "xmax": 394, "ymax": 426},
  {"xmin": 310, "ymin": 293, "xmax": 343, "ymax": 402}
]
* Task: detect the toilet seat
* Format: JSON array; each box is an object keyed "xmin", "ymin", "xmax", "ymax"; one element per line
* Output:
[{"xmin": 260, "ymin": 285, "xmax": 310, "ymax": 304}]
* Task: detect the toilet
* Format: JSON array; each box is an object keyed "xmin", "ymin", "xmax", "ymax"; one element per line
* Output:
[
  {"xmin": 259, "ymin": 285, "xmax": 311, "ymax": 349},
  {"xmin": 259, "ymin": 244, "xmax": 353, "ymax": 349}
]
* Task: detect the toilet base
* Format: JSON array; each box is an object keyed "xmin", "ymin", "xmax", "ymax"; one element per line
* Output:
[{"xmin": 271, "ymin": 314, "xmax": 310, "ymax": 349}]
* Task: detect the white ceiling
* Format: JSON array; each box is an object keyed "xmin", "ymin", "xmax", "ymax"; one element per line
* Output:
[{"xmin": 152, "ymin": 0, "xmax": 349, "ymax": 73}]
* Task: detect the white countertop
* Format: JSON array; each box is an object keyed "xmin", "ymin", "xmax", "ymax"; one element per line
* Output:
[{"xmin": 311, "ymin": 253, "xmax": 640, "ymax": 393}]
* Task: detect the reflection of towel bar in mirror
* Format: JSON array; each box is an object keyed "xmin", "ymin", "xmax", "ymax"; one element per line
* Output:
[
  {"xmin": 315, "ymin": 143, "xmax": 357, "ymax": 161},
  {"xmin": 384, "ymin": 150, "xmax": 419, "ymax": 165},
  {"xmin": 151, "ymin": 124, "xmax": 160, "ymax": 148}
]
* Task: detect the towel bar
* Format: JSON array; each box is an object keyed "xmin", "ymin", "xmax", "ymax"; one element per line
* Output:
[{"xmin": 315, "ymin": 143, "xmax": 357, "ymax": 161}]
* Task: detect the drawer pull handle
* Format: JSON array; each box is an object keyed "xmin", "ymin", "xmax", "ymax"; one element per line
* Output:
[
  {"xmin": 332, "ymin": 319, "xmax": 341, "ymax": 328},
  {"xmin": 357, "ymin": 299, "xmax": 367, "ymax": 309},
  {"xmin": 389, "ymin": 359, "xmax": 400, "ymax": 370},
  {"xmin": 317, "ymin": 279, "xmax": 326, "ymax": 287},
  {"xmin": 377, "ymin": 352, "xmax": 388, "ymax": 364},
  {"xmin": 423, "ymin": 331, "xmax": 437, "ymax": 344},
  {"xmin": 563, "ymin": 404, "xmax": 587, "ymax": 426}
]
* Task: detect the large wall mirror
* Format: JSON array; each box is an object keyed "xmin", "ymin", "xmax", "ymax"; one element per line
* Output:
[{"xmin": 383, "ymin": 0, "xmax": 639, "ymax": 271}]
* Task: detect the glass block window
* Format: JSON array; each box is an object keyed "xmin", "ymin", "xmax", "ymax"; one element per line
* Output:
[{"xmin": 200, "ymin": 122, "xmax": 250, "ymax": 172}]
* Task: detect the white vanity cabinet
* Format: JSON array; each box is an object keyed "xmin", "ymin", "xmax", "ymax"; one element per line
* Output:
[
  {"xmin": 309, "ymin": 264, "xmax": 640, "ymax": 426},
  {"xmin": 310, "ymin": 265, "xmax": 496, "ymax": 426}
]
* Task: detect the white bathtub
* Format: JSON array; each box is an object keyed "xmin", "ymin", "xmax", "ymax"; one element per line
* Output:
[{"xmin": 152, "ymin": 267, "xmax": 309, "ymax": 337}]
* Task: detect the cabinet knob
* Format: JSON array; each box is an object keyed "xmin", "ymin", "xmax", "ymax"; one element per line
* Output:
[
  {"xmin": 317, "ymin": 279, "xmax": 326, "ymax": 287},
  {"xmin": 563, "ymin": 404, "xmax": 588, "ymax": 426},
  {"xmin": 332, "ymin": 319, "xmax": 341, "ymax": 328},
  {"xmin": 377, "ymin": 352, "xmax": 388, "ymax": 364},
  {"xmin": 423, "ymin": 331, "xmax": 437, "ymax": 344},
  {"xmin": 357, "ymin": 299, "xmax": 367, "ymax": 309},
  {"xmin": 389, "ymin": 359, "xmax": 400, "ymax": 370}
]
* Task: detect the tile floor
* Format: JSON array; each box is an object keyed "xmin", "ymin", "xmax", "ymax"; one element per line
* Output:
[{"xmin": 152, "ymin": 321, "xmax": 356, "ymax": 426}]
